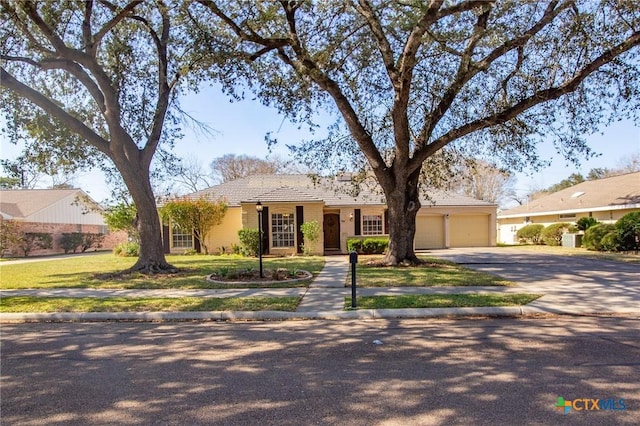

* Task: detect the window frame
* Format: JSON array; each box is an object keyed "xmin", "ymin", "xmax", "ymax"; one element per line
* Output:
[
  {"xmin": 271, "ymin": 212, "xmax": 296, "ymax": 248},
  {"xmin": 362, "ymin": 214, "xmax": 384, "ymax": 236}
]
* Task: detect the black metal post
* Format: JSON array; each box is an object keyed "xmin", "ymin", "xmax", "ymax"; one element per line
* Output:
[{"xmin": 349, "ymin": 251, "xmax": 358, "ymax": 308}]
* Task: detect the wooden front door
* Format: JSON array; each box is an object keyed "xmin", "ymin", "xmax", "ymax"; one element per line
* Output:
[{"xmin": 323, "ymin": 213, "xmax": 341, "ymax": 250}]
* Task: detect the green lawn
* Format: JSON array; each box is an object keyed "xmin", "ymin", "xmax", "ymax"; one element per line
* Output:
[
  {"xmin": 352, "ymin": 255, "xmax": 513, "ymax": 287},
  {"xmin": 0, "ymin": 296, "xmax": 301, "ymax": 312},
  {"xmin": 347, "ymin": 294, "xmax": 541, "ymax": 309},
  {"xmin": 0, "ymin": 254, "xmax": 325, "ymax": 289}
]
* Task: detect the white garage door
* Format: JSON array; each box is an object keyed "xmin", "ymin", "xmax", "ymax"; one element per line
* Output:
[
  {"xmin": 415, "ymin": 215, "xmax": 445, "ymax": 249},
  {"xmin": 450, "ymin": 214, "xmax": 489, "ymax": 247}
]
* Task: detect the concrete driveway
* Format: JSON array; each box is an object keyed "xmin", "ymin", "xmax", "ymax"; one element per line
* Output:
[{"xmin": 427, "ymin": 247, "xmax": 640, "ymax": 315}]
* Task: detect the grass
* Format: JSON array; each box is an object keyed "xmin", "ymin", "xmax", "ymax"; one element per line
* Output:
[
  {"xmin": 352, "ymin": 255, "xmax": 513, "ymax": 287},
  {"xmin": 346, "ymin": 294, "xmax": 541, "ymax": 309},
  {"xmin": 0, "ymin": 254, "xmax": 325, "ymax": 289},
  {"xmin": 0, "ymin": 296, "xmax": 301, "ymax": 312}
]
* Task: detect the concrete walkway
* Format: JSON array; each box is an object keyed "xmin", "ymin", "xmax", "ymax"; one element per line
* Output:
[{"xmin": 2, "ymin": 248, "xmax": 639, "ymax": 322}]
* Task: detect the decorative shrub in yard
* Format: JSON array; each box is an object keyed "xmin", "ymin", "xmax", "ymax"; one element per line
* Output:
[
  {"xmin": 300, "ymin": 220, "xmax": 321, "ymax": 255},
  {"xmin": 615, "ymin": 211, "xmax": 640, "ymax": 252},
  {"xmin": 59, "ymin": 233, "xmax": 105, "ymax": 254},
  {"xmin": 541, "ymin": 222, "xmax": 572, "ymax": 246},
  {"xmin": 516, "ymin": 224, "xmax": 544, "ymax": 244},
  {"xmin": 576, "ymin": 216, "xmax": 598, "ymax": 231},
  {"xmin": 238, "ymin": 228, "xmax": 260, "ymax": 257},
  {"xmin": 18, "ymin": 232, "xmax": 53, "ymax": 257},
  {"xmin": 114, "ymin": 242, "xmax": 140, "ymax": 257},
  {"xmin": 583, "ymin": 223, "xmax": 616, "ymax": 251},
  {"xmin": 347, "ymin": 237, "xmax": 389, "ymax": 254}
]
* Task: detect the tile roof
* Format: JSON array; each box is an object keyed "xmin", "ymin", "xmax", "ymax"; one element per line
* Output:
[
  {"xmin": 499, "ymin": 172, "xmax": 640, "ymax": 218},
  {"xmin": 185, "ymin": 174, "xmax": 495, "ymax": 208}
]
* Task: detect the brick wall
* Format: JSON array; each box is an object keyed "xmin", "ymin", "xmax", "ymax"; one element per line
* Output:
[{"xmin": 7, "ymin": 222, "xmax": 128, "ymax": 257}]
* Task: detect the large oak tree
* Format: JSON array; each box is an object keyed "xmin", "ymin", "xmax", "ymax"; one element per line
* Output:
[
  {"xmin": 0, "ymin": 1, "xmax": 197, "ymax": 272},
  {"xmin": 192, "ymin": 0, "xmax": 640, "ymax": 264}
]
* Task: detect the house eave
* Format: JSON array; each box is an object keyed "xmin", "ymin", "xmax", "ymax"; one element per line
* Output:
[{"xmin": 497, "ymin": 203, "xmax": 640, "ymax": 219}]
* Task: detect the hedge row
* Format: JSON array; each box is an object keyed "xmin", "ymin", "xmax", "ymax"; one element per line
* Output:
[{"xmin": 346, "ymin": 237, "xmax": 389, "ymax": 254}]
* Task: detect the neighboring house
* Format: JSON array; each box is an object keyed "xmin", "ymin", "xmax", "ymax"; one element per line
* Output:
[
  {"xmin": 497, "ymin": 172, "xmax": 640, "ymax": 244},
  {"xmin": 163, "ymin": 174, "xmax": 497, "ymax": 255},
  {"xmin": 0, "ymin": 188, "xmax": 125, "ymax": 256}
]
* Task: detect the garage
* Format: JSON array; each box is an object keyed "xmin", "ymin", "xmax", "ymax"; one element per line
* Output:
[
  {"xmin": 450, "ymin": 214, "xmax": 490, "ymax": 247},
  {"xmin": 415, "ymin": 215, "xmax": 445, "ymax": 249}
]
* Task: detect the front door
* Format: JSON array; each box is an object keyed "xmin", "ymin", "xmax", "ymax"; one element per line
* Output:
[{"xmin": 323, "ymin": 213, "xmax": 341, "ymax": 250}]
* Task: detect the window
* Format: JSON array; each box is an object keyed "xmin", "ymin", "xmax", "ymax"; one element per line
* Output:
[
  {"xmin": 172, "ymin": 225, "xmax": 193, "ymax": 249},
  {"xmin": 559, "ymin": 214, "xmax": 576, "ymax": 220},
  {"xmin": 362, "ymin": 214, "xmax": 383, "ymax": 235},
  {"xmin": 272, "ymin": 213, "xmax": 295, "ymax": 247}
]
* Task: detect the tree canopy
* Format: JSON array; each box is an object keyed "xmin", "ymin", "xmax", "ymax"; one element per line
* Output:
[
  {"xmin": 161, "ymin": 196, "xmax": 227, "ymax": 254},
  {"xmin": 0, "ymin": 1, "xmax": 201, "ymax": 272},
  {"xmin": 189, "ymin": 0, "xmax": 640, "ymax": 264}
]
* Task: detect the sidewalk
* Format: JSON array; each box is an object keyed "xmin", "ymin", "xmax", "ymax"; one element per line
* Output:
[{"xmin": 2, "ymin": 250, "xmax": 639, "ymax": 322}]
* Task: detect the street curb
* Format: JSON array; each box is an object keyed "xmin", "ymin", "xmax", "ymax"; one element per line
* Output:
[{"xmin": 0, "ymin": 306, "xmax": 537, "ymax": 323}]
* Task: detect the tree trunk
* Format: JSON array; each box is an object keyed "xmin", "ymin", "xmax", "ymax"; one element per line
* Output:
[
  {"xmin": 118, "ymin": 159, "xmax": 176, "ymax": 273},
  {"xmin": 379, "ymin": 168, "xmax": 422, "ymax": 265}
]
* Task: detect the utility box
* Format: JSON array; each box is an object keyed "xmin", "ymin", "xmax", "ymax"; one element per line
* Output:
[{"xmin": 562, "ymin": 233, "xmax": 583, "ymax": 248}]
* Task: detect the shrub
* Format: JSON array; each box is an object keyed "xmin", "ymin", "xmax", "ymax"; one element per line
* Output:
[
  {"xmin": 59, "ymin": 233, "xmax": 84, "ymax": 254},
  {"xmin": 347, "ymin": 237, "xmax": 389, "ymax": 254},
  {"xmin": 576, "ymin": 217, "xmax": 598, "ymax": 232},
  {"xmin": 600, "ymin": 231, "xmax": 621, "ymax": 252},
  {"xmin": 238, "ymin": 228, "xmax": 260, "ymax": 257},
  {"xmin": 516, "ymin": 224, "xmax": 544, "ymax": 244},
  {"xmin": 18, "ymin": 233, "xmax": 53, "ymax": 257},
  {"xmin": 300, "ymin": 220, "xmax": 321, "ymax": 255},
  {"xmin": 114, "ymin": 242, "xmax": 139, "ymax": 257},
  {"xmin": 583, "ymin": 223, "xmax": 616, "ymax": 251},
  {"xmin": 615, "ymin": 211, "xmax": 640, "ymax": 252},
  {"xmin": 80, "ymin": 233, "xmax": 105, "ymax": 252},
  {"xmin": 542, "ymin": 222, "xmax": 571, "ymax": 246}
]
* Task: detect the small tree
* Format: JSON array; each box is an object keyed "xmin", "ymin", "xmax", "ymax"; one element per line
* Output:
[
  {"xmin": 576, "ymin": 217, "xmax": 598, "ymax": 232},
  {"xmin": 0, "ymin": 220, "xmax": 22, "ymax": 257},
  {"xmin": 18, "ymin": 232, "xmax": 53, "ymax": 257},
  {"xmin": 161, "ymin": 197, "xmax": 228, "ymax": 254},
  {"xmin": 516, "ymin": 224, "xmax": 544, "ymax": 245},
  {"xmin": 300, "ymin": 220, "xmax": 321, "ymax": 256},
  {"xmin": 103, "ymin": 203, "xmax": 139, "ymax": 242},
  {"xmin": 81, "ymin": 233, "xmax": 105, "ymax": 253},
  {"xmin": 58, "ymin": 233, "xmax": 84, "ymax": 254}
]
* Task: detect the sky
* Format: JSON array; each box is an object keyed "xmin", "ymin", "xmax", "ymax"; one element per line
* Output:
[{"xmin": 1, "ymin": 83, "xmax": 639, "ymax": 207}]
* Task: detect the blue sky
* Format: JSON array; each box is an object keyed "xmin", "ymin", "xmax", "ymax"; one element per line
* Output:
[{"xmin": 1, "ymin": 84, "xmax": 638, "ymax": 205}]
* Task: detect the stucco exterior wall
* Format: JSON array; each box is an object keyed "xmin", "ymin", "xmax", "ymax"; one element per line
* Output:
[
  {"xmin": 243, "ymin": 202, "xmax": 325, "ymax": 256},
  {"xmin": 203, "ymin": 206, "xmax": 244, "ymax": 254}
]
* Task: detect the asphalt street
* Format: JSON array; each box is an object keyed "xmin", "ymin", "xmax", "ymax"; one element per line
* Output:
[{"xmin": 2, "ymin": 316, "xmax": 639, "ymax": 425}]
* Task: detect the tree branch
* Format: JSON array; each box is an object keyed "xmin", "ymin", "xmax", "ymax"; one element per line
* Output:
[
  {"xmin": 0, "ymin": 67, "xmax": 110, "ymax": 155},
  {"xmin": 355, "ymin": 0, "xmax": 398, "ymax": 82},
  {"xmin": 409, "ymin": 29, "xmax": 640, "ymax": 172},
  {"xmin": 93, "ymin": 0, "xmax": 144, "ymax": 47}
]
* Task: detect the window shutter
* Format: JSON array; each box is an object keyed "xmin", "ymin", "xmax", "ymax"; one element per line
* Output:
[
  {"xmin": 296, "ymin": 206, "xmax": 304, "ymax": 254},
  {"xmin": 354, "ymin": 209, "xmax": 361, "ymax": 236},
  {"xmin": 384, "ymin": 209, "xmax": 389, "ymax": 234}
]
